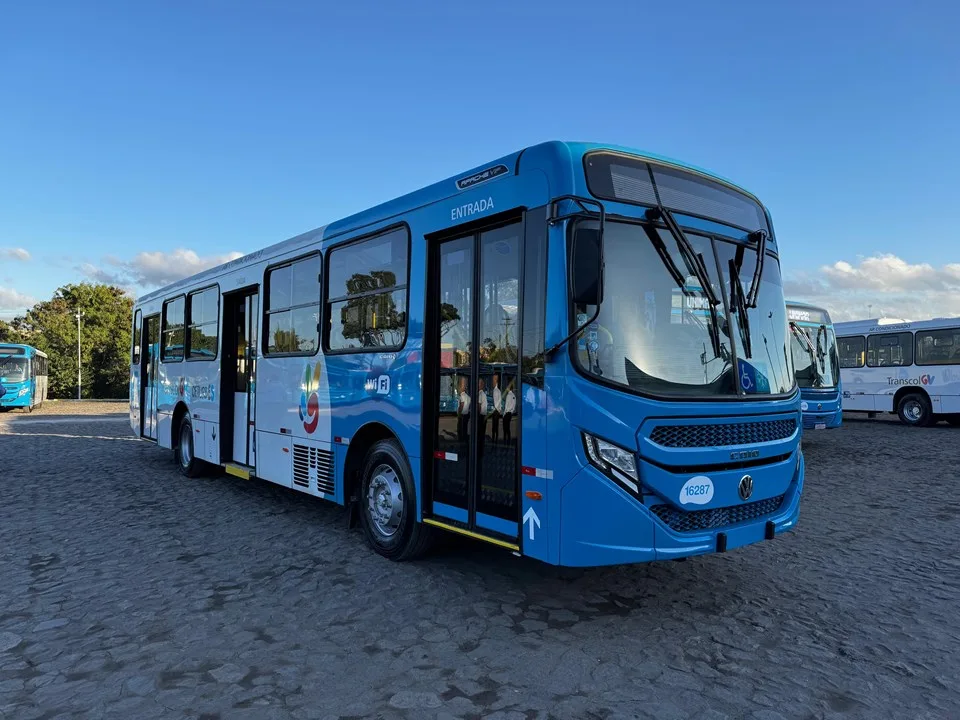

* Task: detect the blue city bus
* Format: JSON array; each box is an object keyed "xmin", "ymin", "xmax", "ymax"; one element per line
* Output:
[
  {"xmin": 0, "ymin": 343, "xmax": 49, "ymax": 412},
  {"xmin": 129, "ymin": 141, "xmax": 803, "ymax": 567},
  {"xmin": 787, "ymin": 301, "xmax": 842, "ymax": 430}
]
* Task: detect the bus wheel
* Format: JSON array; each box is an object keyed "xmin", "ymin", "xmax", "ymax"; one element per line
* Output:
[
  {"xmin": 358, "ymin": 439, "xmax": 433, "ymax": 561},
  {"xmin": 897, "ymin": 393, "xmax": 932, "ymax": 427},
  {"xmin": 176, "ymin": 416, "xmax": 203, "ymax": 477}
]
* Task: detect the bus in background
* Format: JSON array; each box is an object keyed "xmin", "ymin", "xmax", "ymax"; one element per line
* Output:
[
  {"xmin": 786, "ymin": 301, "xmax": 842, "ymax": 431},
  {"xmin": 129, "ymin": 141, "xmax": 804, "ymax": 568},
  {"xmin": 0, "ymin": 344, "xmax": 49, "ymax": 412},
  {"xmin": 835, "ymin": 317, "xmax": 960, "ymax": 427}
]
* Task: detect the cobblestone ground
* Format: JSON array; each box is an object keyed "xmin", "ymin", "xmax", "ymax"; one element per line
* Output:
[
  {"xmin": 1, "ymin": 412, "xmax": 958, "ymax": 719},
  {"xmin": 0, "ymin": 399, "xmax": 126, "ymax": 417}
]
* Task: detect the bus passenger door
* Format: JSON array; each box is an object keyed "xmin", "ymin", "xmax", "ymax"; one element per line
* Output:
[
  {"xmin": 222, "ymin": 289, "xmax": 258, "ymax": 468},
  {"xmin": 425, "ymin": 220, "xmax": 523, "ymax": 544},
  {"xmin": 141, "ymin": 315, "xmax": 160, "ymax": 440}
]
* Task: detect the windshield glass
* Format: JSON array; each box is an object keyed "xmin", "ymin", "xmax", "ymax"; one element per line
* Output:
[
  {"xmin": 0, "ymin": 358, "xmax": 28, "ymax": 382},
  {"xmin": 791, "ymin": 324, "xmax": 840, "ymax": 388},
  {"xmin": 573, "ymin": 220, "xmax": 794, "ymax": 398}
]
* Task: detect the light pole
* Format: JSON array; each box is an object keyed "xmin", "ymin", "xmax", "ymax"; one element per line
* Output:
[{"xmin": 75, "ymin": 310, "xmax": 84, "ymax": 400}]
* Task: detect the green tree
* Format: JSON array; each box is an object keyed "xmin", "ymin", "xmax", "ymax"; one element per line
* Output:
[{"xmin": 7, "ymin": 283, "xmax": 132, "ymax": 399}]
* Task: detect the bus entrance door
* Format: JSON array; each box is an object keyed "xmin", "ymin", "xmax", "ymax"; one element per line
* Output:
[
  {"xmin": 222, "ymin": 289, "xmax": 258, "ymax": 468},
  {"xmin": 141, "ymin": 315, "xmax": 160, "ymax": 440},
  {"xmin": 426, "ymin": 222, "xmax": 522, "ymax": 547}
]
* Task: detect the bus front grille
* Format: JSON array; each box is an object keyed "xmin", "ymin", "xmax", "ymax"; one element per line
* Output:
[
  {"xmin": 650, "ymin": 495, "xmax": 785, "ymax": 533},
  {"xmin": 649, "ymin": 419, "xmax": 796, "ymax": 448}
]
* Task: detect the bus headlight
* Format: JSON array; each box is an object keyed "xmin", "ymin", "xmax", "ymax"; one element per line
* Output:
[{"xmin": 582, "ymin": 432, "xmax": 640, "ymax": 494}]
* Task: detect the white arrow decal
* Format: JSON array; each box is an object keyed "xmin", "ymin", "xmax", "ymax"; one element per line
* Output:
[{"xmin": 523, "ymin": 507, "xmax": 541, "ymax": 541}]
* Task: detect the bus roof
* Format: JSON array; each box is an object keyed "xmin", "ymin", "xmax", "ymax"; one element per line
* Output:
[
  {"xmin": 0, "ymin": 343, "xmax": 46, "ymax": 357},
  {"xmin": 834, "ymin": 316, "xmax": 960, "ymax": 336},
  {"xmin": 135, "ymin": 140, "xmax": 767, "ymax": 305}
]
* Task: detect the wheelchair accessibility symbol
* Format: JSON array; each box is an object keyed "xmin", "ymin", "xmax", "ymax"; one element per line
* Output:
[{"xmin": 740, "ymin": 365, "xmax": 753, "ymax": 391}]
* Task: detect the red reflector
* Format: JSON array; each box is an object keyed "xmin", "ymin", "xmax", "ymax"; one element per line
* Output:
[
  {"xmin": 334, "ymin": 436, "xmax": 342, "ymax": 444},
  {"xmin": 434, "ymin": 450, "xmax": 445, "ymax": 459},
  {"xmin": 525, "ymin": 490, "xmax": 543, "ymax": 501},
  {"xmin": 282, "ymin": 448, "xmax": 289, "ymax": 453},
  {"xmin": 521, "ymin": 466, "xmax": 536, "ymax": 476}
]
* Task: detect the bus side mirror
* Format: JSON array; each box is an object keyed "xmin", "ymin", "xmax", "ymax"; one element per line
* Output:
[{"xmin": 571, "ymin": 228, "xmax": 604, "ymax": 306}]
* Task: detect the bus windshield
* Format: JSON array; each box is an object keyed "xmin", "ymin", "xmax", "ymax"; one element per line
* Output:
[
  {"xmin": 791, "ymin": 323, "xmax": 840, "ymax": 389},
  {"xmin": 0, "ymin": 357, "xmax": 28, "ymax": 382},
  {"xmin": 573, "ymin": 220, "xmax": 793, "ymax": 398}
]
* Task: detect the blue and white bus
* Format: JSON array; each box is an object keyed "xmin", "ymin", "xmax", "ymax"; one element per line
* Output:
[
  {"xmin": 129, "ymin": 141, "xmax": 804, "ymax": 567},
  {"xmin": 0, "ymin": 343, "xmax": 49, "ymax": 412},
  {"xmin": 786, "ymin": 301, "xmax": 842, "ymax": 431}
]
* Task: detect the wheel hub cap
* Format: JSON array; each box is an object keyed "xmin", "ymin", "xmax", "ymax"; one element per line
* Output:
[
  {"xmin": 905, "ymin": 402, "xmax": 921, "ymax": 421},
  {"xmin": 367, "ymin": 464, "xmax": 403, "ymax": 538}
]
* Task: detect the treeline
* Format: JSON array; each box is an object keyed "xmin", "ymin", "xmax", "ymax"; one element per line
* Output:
[{"xmin": 0, "ymin": 283, "xmax": 132, "ymax": 399}]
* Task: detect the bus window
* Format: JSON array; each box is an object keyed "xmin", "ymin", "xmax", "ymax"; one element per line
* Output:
[
  {"xmin": 162, "ymin": 296, "xmax": 185, "ymax": 362},
  {"xmin": 133, "ymin": 310, "xmax": 142, "ymax": 365},
  {"xmin": 325, "ymin": 227, "xmax": 409, "ymax": 352},
  {"xmin": 265, "ymin": 254, "xmax": 321, "ymax": 355},
  {"xmin": 915, "ymin": 327, "xmax": 960, "ymax": 365},
  {"xmin": 187, "ymin": 286, "xmax": 220, "ymax": 360},
  {"xmin": 867, "ymin": 332, "xmax": 913, "ymax": 367},
  {"xmin": 838, "ymin": 336, "xmax": 865, "ymax": 368}
]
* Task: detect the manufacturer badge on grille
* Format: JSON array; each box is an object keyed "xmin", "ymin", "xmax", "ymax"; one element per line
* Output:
[{"xmin": 738, "ymin": 474, "xmax": 754, "ymax": 501}]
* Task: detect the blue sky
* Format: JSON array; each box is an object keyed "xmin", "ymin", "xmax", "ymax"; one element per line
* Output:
[{"xmin": 1, "ymin": 0, "xmax": 958, "ymax": 321}]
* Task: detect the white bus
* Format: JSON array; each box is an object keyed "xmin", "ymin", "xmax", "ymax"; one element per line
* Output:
[{"xmin": 835, "ymin": 317, "xmax": 960, "ymax": 427}]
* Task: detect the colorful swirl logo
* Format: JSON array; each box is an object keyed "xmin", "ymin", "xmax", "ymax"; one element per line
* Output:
[{"xmin": 299, "ymin": 362, "xmax": 321, "ymax": 434}]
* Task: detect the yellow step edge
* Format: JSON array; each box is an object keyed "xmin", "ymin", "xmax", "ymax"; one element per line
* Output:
[
  {"xmin": 223, "ymin": 463, "xmax": 252, "ymax": 480},
  {"xmin": 422, "ymin": 518, "xmax": 520, "ymax": 552}
]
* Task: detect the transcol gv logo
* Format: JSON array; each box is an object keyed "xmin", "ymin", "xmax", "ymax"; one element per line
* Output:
[
  {"xmin": 887, "ymin": 374, "xmax": 935, "ymax": 386},
  {"xmin": 299, "ymin": 362, "xmax": 322, "ymax": 434}
]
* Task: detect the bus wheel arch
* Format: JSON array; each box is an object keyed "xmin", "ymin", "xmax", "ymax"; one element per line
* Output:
[
  {"xmin": 346, "ymin": 423, "xmax": 433, "ymax": 561},
  {"xmin": 893, "ymin": 387, "xmax": 933, "ymax": 427},
  {"xmin": 344, "ymin": 422, "xmax": 400, "ymax": 505},
  {"xmin": 171, "ymin": 402, "xmax": 202, "ymax": 476},
  {"xmin": 171, "ymin": 402, "xmax": 190, "ymax": 450}
]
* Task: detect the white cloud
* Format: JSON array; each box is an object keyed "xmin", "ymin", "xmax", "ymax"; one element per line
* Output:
[
  {"xmin": 784, "ymin": 254, "xmax": 960, "ymax": 322},
  {"xmin": 80, "ymin": 248, "xmax": 245, "ymax": 290},
  {"xmin": 0, "ymin": 248, "xmax": 31, "ymax": 262},
  {"xmin": 0, "ymin": 286, "xmax": 36, "ymax": 318}
]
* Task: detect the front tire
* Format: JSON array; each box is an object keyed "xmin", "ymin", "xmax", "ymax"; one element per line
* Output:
[
  {"xmin": 176, "ymin": 416, "xmax": 203, "ymax": 477},
  {"xmin": 358, "ymin": 439, "xmax": 434, "ymax": 561},
  {"xmin": 897, "ymin": 392, "xmax": 933, "ymax": 427}
]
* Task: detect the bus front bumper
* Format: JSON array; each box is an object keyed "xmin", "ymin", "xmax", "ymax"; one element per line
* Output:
[
  {"xmin": 0, "ymin": 389, "xmax": 30, "ymax": 407},
  {"xmin": 556, "ymin": 453, "xmax": 804, "ymax": 567}
]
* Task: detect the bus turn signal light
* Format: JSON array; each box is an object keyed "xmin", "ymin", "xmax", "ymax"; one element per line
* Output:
[{"xmin": 525, "ymin": 491, "xmax": 542, "ymax": 501}]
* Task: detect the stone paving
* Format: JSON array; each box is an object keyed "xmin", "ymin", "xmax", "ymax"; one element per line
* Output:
[{"xmin": 1, "ymin": 412, "xmax": 958, "ymax": 719}]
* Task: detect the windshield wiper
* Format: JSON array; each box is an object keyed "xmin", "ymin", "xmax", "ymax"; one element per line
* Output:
[
  {"xmin": 815, "ymin": 324, "xmax": 828, "ymax": 372},
  {"xmin": 643, "ymin": 207, "xmax": 724, "ymax": 361},
  {"xmin": 745, "ymin": 229, "xmax": 767, "ymax": 308},
  {"xmin": 728, "ymin": 258, "xmax": 753, "ymax": 358},
  {"xmin": 790, "ymin": 322, "xmax": 822, "ymax": 386}
]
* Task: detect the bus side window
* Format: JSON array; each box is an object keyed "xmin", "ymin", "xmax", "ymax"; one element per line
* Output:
[
  {"xmin": 838, "ymin": 336, "xmax": 865, "ymax": 368},
  {"xmin": 133, "ymin": 310, "xmax": 142, "ymax": 365}
]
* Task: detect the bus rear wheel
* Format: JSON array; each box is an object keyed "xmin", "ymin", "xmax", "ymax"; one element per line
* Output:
[
  {"xmin": 358, "ymin": 439, "xmax": 433, "ymax": 561},
  {"xmin": 176, "ymin": 416, "xmax": 203, "ymax": 477},
  {"xmin": 897, "ymin": 393, "xmax": 932, "ymax": 427}
]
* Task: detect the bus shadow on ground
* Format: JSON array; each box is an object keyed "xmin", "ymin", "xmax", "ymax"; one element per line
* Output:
[{"xmin": 162, "ymin": 456, "xmax": 756, "ymax": 623}]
